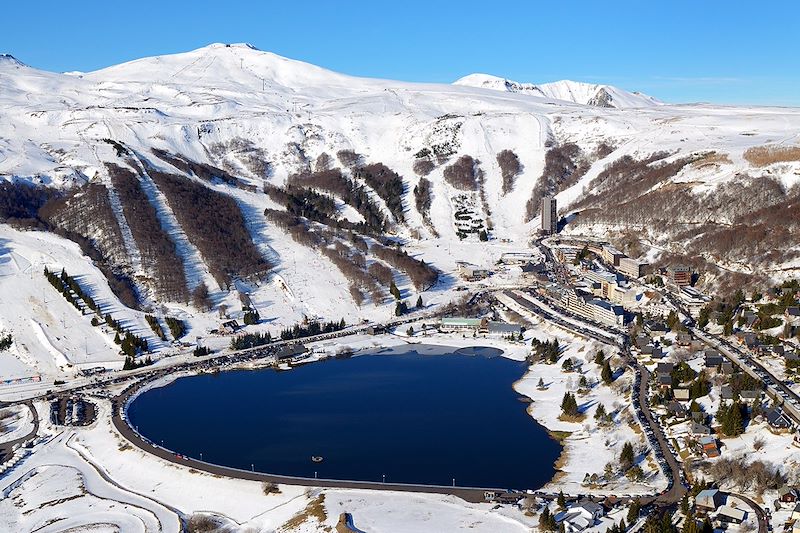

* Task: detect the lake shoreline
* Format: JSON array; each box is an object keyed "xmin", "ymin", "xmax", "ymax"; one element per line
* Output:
[{"xmin": 125, "ymin": 338, "xmax": 561, "ymax": 491}]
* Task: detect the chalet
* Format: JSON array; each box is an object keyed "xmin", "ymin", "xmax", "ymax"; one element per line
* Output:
[
  {"xmin": 690, "ymin": 422, "xmax": 712, "ymax": 435},
  {"xmin": 720, "ymin": 361, "xmax": 734, "ymax": 375},
  {"xmin": 676, "ymin": 332, "xmax": 692, "ymax": 346},
  {"xmin": 758, "ymin": 344, "xmax": 785, "ymax": 356},
  {"xmin": 765, "ymin": 407, "xmax": 793, "ymax": 430},
  {"xmin": 635, "ymin": 335, "xmax": 651, "ymax": 349},
  {"xmin": 697, "ymin": 436, "xmax": 720, "ymax": 458},
  {"xmin": 640, "ymin": 343, "xmax": 654, "ymax": 355},
  {"xmin": 657, "ymin": 375, "xmax": 673, "ymax": 389},
  {"xmin": 740, "ymin": 389, "xmax": 761, "ymax": 401},
  {"xmin": 219, "ymin": 320, "xmax": 241, "ymax": 334},
  {"xmin": 657, "ymin": 362, "xmax": 675, "ymax": 375},
  {"xmin": 668, "ymin": 401, "xmax": 688, "ymax": 419},
  {"xmin": 457, "ymin": 262, "xmax": 490, "ymax": 281},
  {"xmin": 737, "ymin": 332, "xmax": 760, "ymax": 350},
  {"xmin": 645, "ymin": 320, "xmax": 669, "ymax": 334},
  {"xmin": 674, "ymin": 388, "xmax": 691, "ymax": 402},
  {"xmin": 716, "ymin": 505, "xmax": 746, "ymax": 524},
  {"xmin": 366, "ymin": 325, "xmax": 386, "ymax": 335},
  {"xmin": 695, "ymin": 488, "xmax": 725, "ymax": 512},
  {"xmin": 786, "ymin": 351, "xmax": 800, "ymax": 364},
  {"xmin": 720, "ymin": 385, "xmax": 734, "ymax": 400},
  {"xmin": 778, "ymin": 486, "xmax": 799, "ymax": 504},
  {"xmin": 276, "ymin": 344, "xmax": 307, "ymax": 361},
  {"xmin": 557, "ymin": 501, "xmax": 604, "ymax": 532},
  {"xmin": 691, "ymin": 411, "xmax": 706, "ymax": 423},
  {"xmin": 704, "ymin": 350, "xmax": 724, "ymax": 368},
  {"xmin": 651, "ymin": 346, "xmax": 665, "ymax": 359},
  {"xmin": 742, "ymin": 311, "xmax": 758, "ymax": 328}
]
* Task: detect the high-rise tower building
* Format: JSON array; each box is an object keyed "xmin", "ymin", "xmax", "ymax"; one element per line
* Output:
[{"xmin": 541, "ymin": 196, "xmax": 557, "ymax": 234}]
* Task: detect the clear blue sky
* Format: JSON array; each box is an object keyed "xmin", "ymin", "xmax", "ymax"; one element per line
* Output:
[{"xmin": 2, "ymin": 0, "xmax": 798, "ymax": 105}]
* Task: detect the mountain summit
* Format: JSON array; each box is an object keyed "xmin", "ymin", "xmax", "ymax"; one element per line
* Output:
[{"xmin": 453, "ymin": 73, "xmax": 661, "ymax": 109}]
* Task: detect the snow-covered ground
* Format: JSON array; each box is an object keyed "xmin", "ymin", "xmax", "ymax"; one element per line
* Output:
[{"xmin": 0, "ymin": 403, "xmax": 33, "ymax": 444}]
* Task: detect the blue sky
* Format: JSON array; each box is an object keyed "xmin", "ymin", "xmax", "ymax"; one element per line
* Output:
[{"xmin": 2, "ymin": 1, "xmax": 798, "ymax": 105}]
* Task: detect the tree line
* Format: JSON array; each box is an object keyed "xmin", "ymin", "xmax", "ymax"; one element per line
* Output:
[
  {"xmin": 148, "ymin": 169, "xmax": 272, "ymax": 288},
  {"xmin": 107, "ymin": 163, "xmax": 189, "ymax": 302}
]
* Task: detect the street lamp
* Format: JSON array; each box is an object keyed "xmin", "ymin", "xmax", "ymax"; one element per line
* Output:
[
  {"xmin": 382, "ymin": 474, "xmax": 385, "ymax": 483},
  {"xmin": 251, "ymin": 463, "xmax": 254, "ymax": 472},
  {"xmin": 200, "ymin": 452, "xmax": 203, "ymax": 461},
  {"xmin": 452, "ymin": 478, "xmax": 455, "ymax": 487}
]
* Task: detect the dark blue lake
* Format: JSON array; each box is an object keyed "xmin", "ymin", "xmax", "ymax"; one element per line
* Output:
[{"xmin": 127, "ymin": 345, "xmax": 560, "ymax": 489}]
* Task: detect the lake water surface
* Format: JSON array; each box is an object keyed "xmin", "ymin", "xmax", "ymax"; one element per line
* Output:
[{"xmin": 127, "ymin": 345, "xmax": 560, "ymax": 489}]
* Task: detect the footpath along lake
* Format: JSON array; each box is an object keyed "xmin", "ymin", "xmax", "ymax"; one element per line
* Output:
[{"xmin": 127, "ymin": 345, "xmax": 560, "ymax": 489}]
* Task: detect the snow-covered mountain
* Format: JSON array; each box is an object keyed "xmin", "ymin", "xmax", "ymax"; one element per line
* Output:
[
  {"xmin": 1, "ymin": 43, "xmax": 799, "ymax": 378},
  {"xmin": 453, "ymin": 73, "xmax": 662, "ymax": 109}
]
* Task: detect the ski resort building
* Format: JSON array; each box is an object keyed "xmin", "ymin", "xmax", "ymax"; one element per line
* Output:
[
  {"xmin": 618, "ymin": 257, "xmax": 648, "ymax": 278},
  {"xmin": 439, "ymin": 318, "xmax": 485, "ymax": 332},
  {"xmin": 541, "ymin": 196, "xmax": 557, "ymax": 234},
  {"xmin": 561, "ymin": 289, "xmax": 625, "ymax": 327}
]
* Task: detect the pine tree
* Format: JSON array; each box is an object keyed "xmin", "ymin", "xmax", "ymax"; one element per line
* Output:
[
  {"xmin": 601, "ymin": 360, "xmax": 613, "ymax": 384},
  {"xmin": 416, "ymin": 295, "xmax": 423, "ymax": 308},
  {"xmin": 561, "ymin": 392, "xmax": 579, "ymax": 417},
  {"xmin": 727, "ymin": 400, "xmax": 744, "ymax": 436},
  {"xmin": 594, "ymin": 351, "xmax": 605, "ymax": 365},
  {"xmin": 627, "ymin": 498, "xmax": 641, "ymax": 523},
  {"xmin": 557, "ymin": 490, "xmax": 565, "ymax": 509},
  {"xmin": 390, "ymin": 281, "xmax": 401, "ymax": 300},
  {"xmin": 538, "ymin": 377, "xmax": 545, "ymax": 389},
  {"xmin": 539, "ymin": 506, "xmax": 551, "ymax": 530},
  {"xmin": 595, "ymin": 403, "xmax": 607, "ymax": 421},
  {"xmin": 620, "ymin": 441, "xmax": 635, "ymax": 471},
  {"xmin": 478, "ymin": 229, "xmax": 488, "ymax": 241}
]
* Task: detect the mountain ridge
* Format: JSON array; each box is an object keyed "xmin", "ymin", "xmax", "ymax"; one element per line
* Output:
[{"xmin": 453, "ymin": 73, "xmax": 662, "ymax": 109}]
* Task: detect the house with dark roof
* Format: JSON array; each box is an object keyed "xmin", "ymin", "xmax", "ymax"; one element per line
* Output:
[
  {"xmin": 740, "ymin": 389, "xmax": 761, "ymax": 401},
  {"xmin": 690, "ymin": 422, "xmax": 712, "ymax": 435},
  {"xmin": 657, "ymin": 375, "xmax": 673, "ymax": 388},
  {"xmin": 676, "ymin": 332, "xmax": 692, "ymax": 346},
  {"xmin": 704, "ymin": 350, "xmax": 724, "ymax": 368},
  {"xmin": 657, "ymin": 362, "xmax": 675, "ymax": 375},
  {"xmin": 668, "ymin": 401, "xmax": 688, "ymax": 419},
  {"xmin": 720, "ymin": 385, "xmax": 734, "ymax": 400},
  {"xmin": 765, "ymin": 407, "xmax": 793, "ymax": 430}
]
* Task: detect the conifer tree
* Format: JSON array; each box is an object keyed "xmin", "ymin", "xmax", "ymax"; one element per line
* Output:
[{"xmin": 601, "ymin": 359, "xmax": 613, "ymax": 384}]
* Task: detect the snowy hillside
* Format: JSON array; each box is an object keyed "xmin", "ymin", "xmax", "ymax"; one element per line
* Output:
[
  {"xmin": 1, "ymin": 42, "xmax": 800, "ymax": 377},
  {"xmin": 453, "ymin": 73, "xmax": 662, "ymax": 108}
]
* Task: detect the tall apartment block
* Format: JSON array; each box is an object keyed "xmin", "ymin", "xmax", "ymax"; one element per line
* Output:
[{"xmin": 541, "ymin": 195, "xmax": 557, "ymax": 234}]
